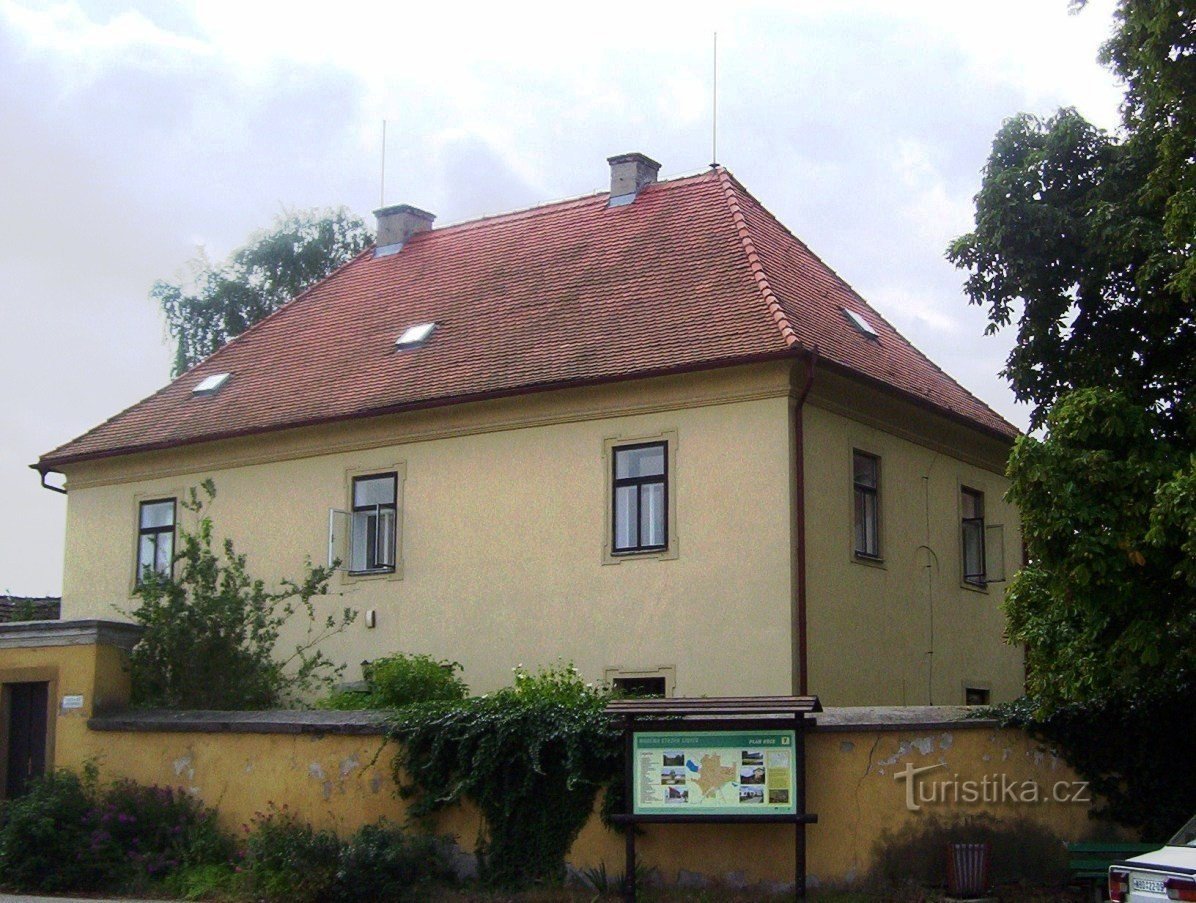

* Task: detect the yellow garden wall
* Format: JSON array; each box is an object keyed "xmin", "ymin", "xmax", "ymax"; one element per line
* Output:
[{"xmin": 0, "ymin": 625, "xmax": 1097, "ymax": 890}]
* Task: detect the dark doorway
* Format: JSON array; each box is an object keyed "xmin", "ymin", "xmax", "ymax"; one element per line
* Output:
[{"xmin": 5, "ymin": 682, "xmax": 49, "ymax": 798}]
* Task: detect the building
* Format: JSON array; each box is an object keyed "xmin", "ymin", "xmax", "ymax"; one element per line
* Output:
[{"xmin": 36, "ymin": 153, "xmax": 1023, "ymax": 705}]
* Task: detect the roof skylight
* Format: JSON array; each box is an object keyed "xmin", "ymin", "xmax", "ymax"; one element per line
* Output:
[
  {"xmin": 395, "ymin": 322, "xmax": 436, "ymax": 349},
  {"xmin": 192, "ymin": 372, "xmax": 231, "ymax": 396},
  {"xmin": 843, "ymin": 309, "xmax": 879, "ymax": 340}
]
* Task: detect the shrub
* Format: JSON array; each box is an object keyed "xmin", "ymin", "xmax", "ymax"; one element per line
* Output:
[
  {"xmin": 0, "ymin": 768, "xmax": 101, "ymax": 892},
  {"xmin": 90, "ymin": 780, "xmax": 232, "ymax": 889},
  {"xmin": 240, "ymin": 804, "xmax": 343, "ymax": 903},
  {"xmin": 0, "ymin": 767, "xmax": 229, "ymax": 895},
  {"xmin": 389, "ymin": 661, "xmax": 620, "ymax": 888},
  {"xmin": 322, "ymin": 652, "xmax": 468, "ymax": 710},
  {"xmin": 331, "ymin": 820, "xmax": 452, "ymax": 901},
  {"xmin": 126, "ymin": 481, "xmax": 356, "ymax": 709}
]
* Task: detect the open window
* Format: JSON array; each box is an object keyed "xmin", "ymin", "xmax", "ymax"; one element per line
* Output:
[{"xmin": 329, "ymin": 473, "xmax": 397, "ymax": 574}]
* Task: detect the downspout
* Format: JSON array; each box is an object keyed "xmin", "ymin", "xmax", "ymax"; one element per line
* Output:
[{"xmin": 793, "ymin": 347, "xmax": 819, "ymax": 696}]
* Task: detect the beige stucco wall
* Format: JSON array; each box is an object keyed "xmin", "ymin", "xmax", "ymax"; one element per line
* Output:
[
  {"xmin": 55, "ymin": 361, "xmax": 1024, "ymax": 703},
  {"xmin": 802, "ymin": 369, "xmax": 1024, "ymax": 706},
  {"xmin": 59, "ymin": 365, "xmax": 797, "ymax": 697}
]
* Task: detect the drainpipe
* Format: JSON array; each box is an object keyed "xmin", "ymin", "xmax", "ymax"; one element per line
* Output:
[{"xmin": 793, "ymin": 347, "xmax": 818, "ymax": 696}]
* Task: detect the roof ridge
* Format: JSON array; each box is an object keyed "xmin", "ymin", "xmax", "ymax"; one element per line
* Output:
[
  {"xmin": 724, "ymin": 171, "xmax": 1018, "ymax": 435},
  {"xmin": 714, "ymin": 167, "xmax": 800, "ymax": 349},
  {"xmin": 422, "ymin": 169, "xmax": 717, "ymax": 237}
]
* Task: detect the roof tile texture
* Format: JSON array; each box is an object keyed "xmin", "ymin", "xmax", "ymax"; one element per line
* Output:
[{"xmin": 41, "ymin": 169, "xmax": 1013, "ymax": 468}]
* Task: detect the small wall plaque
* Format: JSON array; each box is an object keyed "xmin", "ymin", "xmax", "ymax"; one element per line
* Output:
[{"xmin": 61, "ymin": 694, "xmax": 84, "ymax": 710}]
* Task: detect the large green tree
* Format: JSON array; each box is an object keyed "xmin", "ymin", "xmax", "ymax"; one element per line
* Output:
[
  {"xmin": 154, "ymin": 207, "xmax": 372, "ymax": 375},
  {"xmin": 949, "ymin": 0, "xmax": 1194, "ymax": 836}
]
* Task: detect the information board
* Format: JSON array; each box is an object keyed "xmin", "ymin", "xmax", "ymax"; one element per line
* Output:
[{"xmin": 632, "ymin": 729, "xmax": 797, "ymax": 816}]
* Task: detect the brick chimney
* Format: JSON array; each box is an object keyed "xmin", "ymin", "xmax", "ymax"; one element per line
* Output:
[
  {"xmin": 607, "ymin": 152, "xmax": 661, "ymax": 206},
  {"xmin": 374, "ymin": 204, "xmax": 435, "ymax": 255}
]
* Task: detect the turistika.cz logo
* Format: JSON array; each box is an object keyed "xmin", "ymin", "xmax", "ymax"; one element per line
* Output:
[{"xmin": 894, "ymin": 762, "xmax": 1090, "ymax": 812}]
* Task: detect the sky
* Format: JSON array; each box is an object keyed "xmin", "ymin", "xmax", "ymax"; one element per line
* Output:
[{"xmin": 0, "ymin": 0, "xmax": 1125, "ymax": 596}]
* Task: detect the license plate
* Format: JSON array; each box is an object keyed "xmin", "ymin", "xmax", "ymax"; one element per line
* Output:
[{"xmin": 1132, "ymin": 875, "xmax": 1167, "ymax": 894}]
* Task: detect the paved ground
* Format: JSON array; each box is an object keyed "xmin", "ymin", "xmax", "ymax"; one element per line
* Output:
[{"xmin": 0, "ymin": 896, "xmax": 173, "ymax": 902}]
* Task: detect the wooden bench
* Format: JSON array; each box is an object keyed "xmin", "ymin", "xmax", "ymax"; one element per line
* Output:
[{"xmin": 1067, "ymin": 842, "xmax": 1161, "ymax": 901}]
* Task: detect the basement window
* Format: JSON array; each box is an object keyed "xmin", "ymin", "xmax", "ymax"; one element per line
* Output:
[
  {"xmin": 395, "ymin": 322, "xmax": 435, "ymax": 349},
  {"xmin": 192, "ymin": 372, "xmax": 231, "ymax": 396},
  {"xmin": 843, "ymin": 308, "xmax": 879, "ymax": 340}
]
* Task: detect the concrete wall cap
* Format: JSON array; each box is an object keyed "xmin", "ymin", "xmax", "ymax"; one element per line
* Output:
[
  {"xmin": 0, "ymin": 618, "xmax": 144, "ymax": 651},
  {"xmin": 812, "ymin": 705, "xmax": 1000, "ymax": 732},
  {"xmin": 88, "ymin": 708, "xmax": 391, "ymax": 736}
]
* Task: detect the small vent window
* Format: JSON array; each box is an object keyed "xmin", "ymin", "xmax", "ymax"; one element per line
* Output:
[
  {"xmin": 395, "ymin": 322, "xmax": 435, "ymax": 349},
  {"xmin": 192, "ymin": 373, "xmax": 231, "ymax": 396},
  {"xmin": 843, "ymin": 309, "xmax": 879, "ymax": 340}
]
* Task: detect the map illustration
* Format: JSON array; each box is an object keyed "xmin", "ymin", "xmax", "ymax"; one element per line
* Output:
[{"xmin": 632, "ymin": 730, "xmax": 797, "ymax": 816}]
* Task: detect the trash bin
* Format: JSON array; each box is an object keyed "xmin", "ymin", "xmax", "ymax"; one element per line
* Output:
[{"xmin": 946, "ymin": 841, "xmax": 991, "ymax": 897}]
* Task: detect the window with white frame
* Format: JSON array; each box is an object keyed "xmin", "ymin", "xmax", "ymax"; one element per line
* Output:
[
  {"xmin": 611, "ymin": 442, "xmax": 667, "ymax": 553},
  {"xmin": 136, "ymin": 498, "xmax": 175, "ymax": 583},
  {"xmin": 329, "ymin": 473, "xmax": 397, "ymax": 574}
]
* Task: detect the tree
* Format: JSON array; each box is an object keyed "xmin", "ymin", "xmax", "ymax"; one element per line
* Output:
[
  {"xmin": 125, "ymin": 481, "xmax": 356, "ymax": 709},
  {"xmin": 153, "ymin": 208, "xmax": 372, "ymax": 375},
  {"xmin": 949, "ymin": 0, "xmax": 1195, "ymax": 836}
]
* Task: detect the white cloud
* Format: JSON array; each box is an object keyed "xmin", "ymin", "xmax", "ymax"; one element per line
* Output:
[{"xmin": 0, "ymin": 0, "xmax": 1121, "ymax": 593}]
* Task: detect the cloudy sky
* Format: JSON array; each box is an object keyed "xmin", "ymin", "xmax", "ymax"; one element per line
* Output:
[{"xmin": 0, "ymin": 0, "xmax": 1124, "ymax": 596}]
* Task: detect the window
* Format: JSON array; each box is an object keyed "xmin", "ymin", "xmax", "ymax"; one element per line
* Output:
[
  {"xmin": 961, "ymin": 487, "xmax": 986, "ymax": 586},
  {"xmin": 604, "ymin": 665, "xmax": 675, "ymax": 697},
  {"xmin": 612, "ymin": 676, "xmax": 667, "ymax": 697},
  {"xmin": 349, "ymin": 474, "xmax": 397, "ymax": 573},
  {"xmin": 964, "ymin": 686, "xmax": 991, "ymax": 706},
  {"xmin": 853, "ymin": 451, "xmax": 880, "ymax": 559},
  {"xmin": 612, "ymin": 442, "xmax": 667, "ymax": 553},
  {"xmin": 136, "ymin": 498, "xmax": 175, "ymax": 582}
]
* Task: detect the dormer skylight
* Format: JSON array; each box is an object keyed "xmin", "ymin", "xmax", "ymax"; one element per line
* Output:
[
  {"xmin": 395, "ymin": 322, "xmax": 435, "ymax": 349},
  {"xmin": 843, "ymin": 308, "xmax": 879, "ymax": 340},
  {"xmin": 192, "ymin": 372, "xmax": 231, "ymax": 396}
]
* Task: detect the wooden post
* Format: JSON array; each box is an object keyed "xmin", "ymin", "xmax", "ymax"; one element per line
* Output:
[
  {"xmin": 794, "ymin": 712, "xmax": 807, "ymax": 899},
  {"xmin": 623, "ymin": 723, "xmax": 637, "ymax": 903}
]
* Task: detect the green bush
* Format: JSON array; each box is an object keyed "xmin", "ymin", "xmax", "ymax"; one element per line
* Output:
[
  {"xmin": 127, "ymin": 481, "xmax": 356, "ymax": 709},
  {"xmin": 390, "ymin": 661, "xmax": 620, "ymax": 888},
  {"xmin": 92, "ymin": 780, "xmax": 232, "ymax": 888},
  {"xmin": 240, "ymin": 804, "xmax": 343, "ymax": 903},
  {"xmin": 322, "ymin": 652, "xmax": 468, "ymax": 710},
  {"xmin": 0, "ymin": 767, "xmax": 230, "ymax": 895},
  {"xmin": 331, "ymin": 820, "xmax": 452, "ymax": 901},
  {"xmin": 0, "ymin": 768, "xmax": 101, "ymax": 892}
]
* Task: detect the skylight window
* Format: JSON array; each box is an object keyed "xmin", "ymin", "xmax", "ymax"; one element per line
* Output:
[
  {"xmin": 843, "ymin": 308, "xmax": 879, "ymax": 340},
  {"xmin": 192, "ymin": 372, "xmax": 231, "ymax": 396},
  {"xmin": 395, "ymin": 322, "xmax": 435, "ymax": 349}
]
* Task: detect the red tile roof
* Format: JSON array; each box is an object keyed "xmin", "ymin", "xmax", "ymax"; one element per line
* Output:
[{"xmin": 39, "ymin": 168, "xmax": 1015, "ymax": 470}]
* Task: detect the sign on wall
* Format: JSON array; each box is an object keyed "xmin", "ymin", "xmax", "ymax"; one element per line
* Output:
[{"xmin": 632, "ymin": 729, "xmax": 797, "ymax": 816}]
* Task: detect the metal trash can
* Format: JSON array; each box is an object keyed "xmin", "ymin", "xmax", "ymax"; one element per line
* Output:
[{"xmin": 946, "ymin": 841, "xmax": 991, "ymax": 897}]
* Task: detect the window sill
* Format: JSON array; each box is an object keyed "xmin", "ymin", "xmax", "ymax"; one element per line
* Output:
[
  {"xmin": 604, "ymin": 545, "xmax": 676, "ymax": 565},
  {"xmin": 342, "ymin": 566, "xmax": 403, "ymax": 585},
  {"xmin": 852, "ymin": 552, "xmax": 885, "ymax": 570},
  {"xmin": 961, "ymin": 579, "xmax": 989, "ymax": 594}
]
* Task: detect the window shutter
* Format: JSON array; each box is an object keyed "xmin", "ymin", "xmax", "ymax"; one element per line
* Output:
[
  {"xmin": 328, "ymin": 509, "xmax": 350, "ymax": 571},
  {"xmin": 984, "ymin": 524, "xmax": 1006, "ymax": 583}
]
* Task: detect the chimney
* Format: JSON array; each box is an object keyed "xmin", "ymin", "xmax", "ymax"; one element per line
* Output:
[
  {"xmin": 373, "ymin": 204, "xmax": 435, "ymax": 255},
  {"xmin": 607, "ymin": 152, "xmax": 661, "ymax": 206}
]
